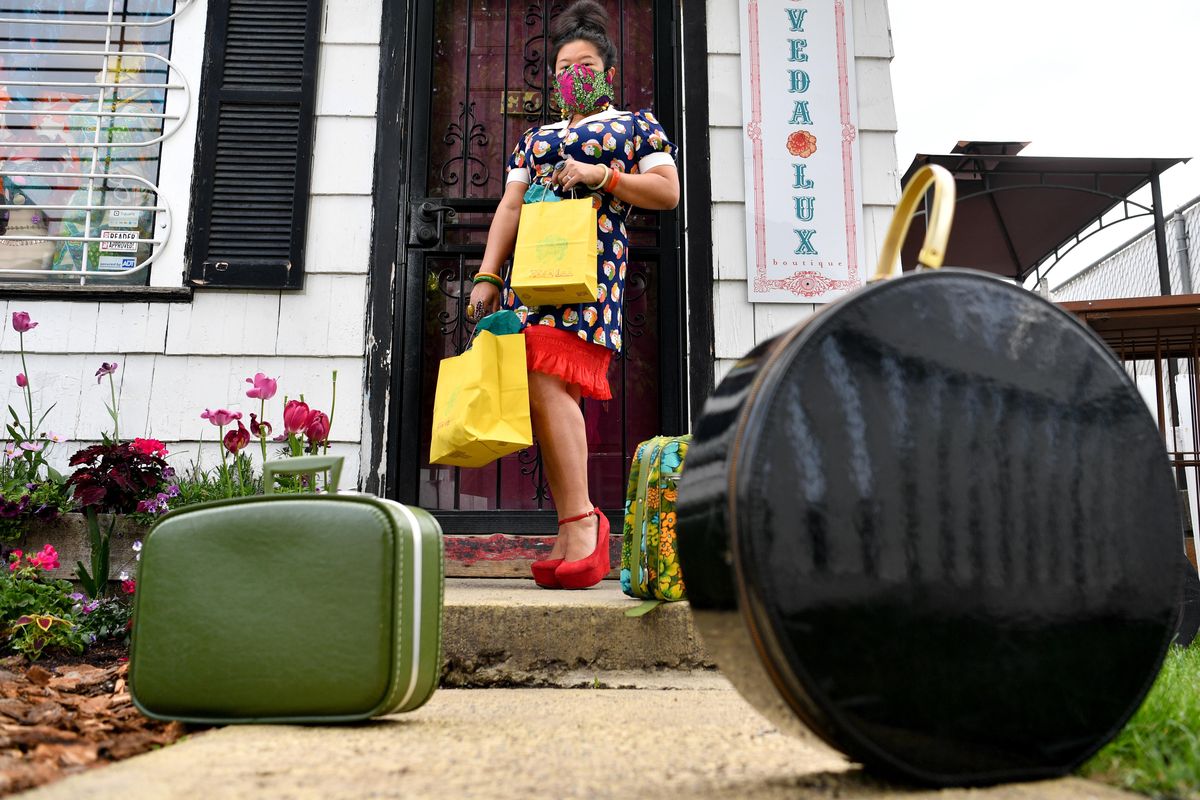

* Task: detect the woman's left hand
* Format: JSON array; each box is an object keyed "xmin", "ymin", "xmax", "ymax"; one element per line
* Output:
[{"xmin": 553, "ymin": 157, "xmax": 605, "ymax": 192}]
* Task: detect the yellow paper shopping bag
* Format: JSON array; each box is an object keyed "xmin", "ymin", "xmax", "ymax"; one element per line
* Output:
[
  {"xmin": 510, "ymin": 197, "xmax": 598, "ymax": 306},
  {"xmin": 429, "ymin": 329, "xmax": 533, "ymax": 468}
]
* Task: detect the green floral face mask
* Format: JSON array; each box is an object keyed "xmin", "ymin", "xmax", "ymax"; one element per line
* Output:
[{"xmin": 551, "ymin": 63, "xmax": 612, "ymax": 117}]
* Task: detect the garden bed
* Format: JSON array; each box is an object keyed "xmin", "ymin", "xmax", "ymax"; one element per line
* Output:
[{"xmin": 0, "ymin": 644, "xmax": 198, "ymax": 797}]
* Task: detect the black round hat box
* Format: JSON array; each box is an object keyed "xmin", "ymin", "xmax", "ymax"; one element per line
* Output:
[{"xmin": 677, "ymin": 264, "xmax": 1183, "ymax": 786}]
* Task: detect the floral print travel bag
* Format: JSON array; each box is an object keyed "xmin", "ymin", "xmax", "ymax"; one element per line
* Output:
[{"xmin": 620, "ymin": 435, "xmax": 691, "ymax": 613}]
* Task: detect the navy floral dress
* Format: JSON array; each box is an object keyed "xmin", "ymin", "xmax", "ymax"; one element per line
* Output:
[{"xmin": 503, "ymin": 108, "xmax": 677, "ymax": 354}]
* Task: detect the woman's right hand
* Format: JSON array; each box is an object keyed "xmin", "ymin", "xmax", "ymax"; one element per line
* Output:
[{"xmin": 467, "ymin": 279, "xmax": 502, "ymax": 323}]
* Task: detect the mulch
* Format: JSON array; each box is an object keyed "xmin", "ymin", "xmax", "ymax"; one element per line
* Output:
[{"xmin": 0, "ymin": 642, "xmax": 202, "ymax": 796}]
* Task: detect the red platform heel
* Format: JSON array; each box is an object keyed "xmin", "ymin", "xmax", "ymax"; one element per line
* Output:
[
  {"xmin": 555, "ymin": 507, "xmax": 610, "ymax": 590},
  {"xmin": 530, "ymin": 557, "xmax": 564, "ymax": 589},
  {"xmin": 530, "ymin": 510, "xmax": 591, "ymax": 588}
]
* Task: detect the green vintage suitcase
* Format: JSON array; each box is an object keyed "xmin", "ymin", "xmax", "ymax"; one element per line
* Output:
[{"xmin": 130, "ymin": 456, "xmax": 443, "ymax": 724}]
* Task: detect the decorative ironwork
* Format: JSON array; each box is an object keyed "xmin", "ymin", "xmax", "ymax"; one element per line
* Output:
[
  {"xmin": 521, "ymin": 1, "xmax": 567, "ymax": 123},
  {"xmin": 624, "ymin": 266, "xmax": 649, "ymax": 339},
  {"xmin": 439, "ymin": 100, "xmax": 490, "ymax": 190},
  {"xmin": 517, "ymin": 446, "xmax": 550, "ymax": 505}
]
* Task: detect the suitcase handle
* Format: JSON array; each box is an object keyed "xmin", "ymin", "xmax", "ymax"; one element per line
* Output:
[{"xmin": 263, "ymin": 456, "xmax": 344, "ymax": 495}]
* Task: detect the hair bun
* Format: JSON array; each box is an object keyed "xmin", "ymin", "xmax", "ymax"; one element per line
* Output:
[{"xmin": 552, "ymin": 0, "xmax": 610, "ymax": 39}]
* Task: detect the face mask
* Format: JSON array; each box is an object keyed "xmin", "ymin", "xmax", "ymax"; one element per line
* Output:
[{"xmin": 551, "ymin": 63, "xmax": 612, "ymax": 117}]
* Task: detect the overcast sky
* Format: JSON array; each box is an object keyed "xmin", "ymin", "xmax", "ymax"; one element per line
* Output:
[{"xmin": 887, "ymin": 2, "xmax": 1200, "ymax": 285}]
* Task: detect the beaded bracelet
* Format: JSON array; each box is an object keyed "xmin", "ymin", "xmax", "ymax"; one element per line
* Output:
[{"xmin": 473, "ymin": 273, "xmax": 503, "ymax": 290}]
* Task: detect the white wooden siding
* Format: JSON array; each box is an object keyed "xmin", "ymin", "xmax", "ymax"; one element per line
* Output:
[
  {"xmin": 703, "ymin": 0, "xmax": 898, "ymax": 377},
  {"xmin": 0, "ymin": 0, "xmax": 381, "ymax": 485}
]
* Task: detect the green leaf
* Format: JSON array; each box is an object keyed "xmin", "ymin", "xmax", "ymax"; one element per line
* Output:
[
  {"xmin": 624, "ymin": 600, "xmax": 663, "ymax": 618},
  {"xmin": 33, "ymin": 403, "xmax": 58, "ymax": 431},
  {"xmin": 75, "ymin": 561, "xmax": 97, "ymax": 599}
]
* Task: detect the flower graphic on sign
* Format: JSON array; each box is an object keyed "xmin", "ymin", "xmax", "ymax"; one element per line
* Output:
[{"xmin": 785, "ymin": 130, "xmax": 818, "ymax": 158}]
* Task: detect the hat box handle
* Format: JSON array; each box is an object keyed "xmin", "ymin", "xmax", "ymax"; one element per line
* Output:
[{"xmin": 873, "ymin": 163, "xmax": 957, "ymax": 281}]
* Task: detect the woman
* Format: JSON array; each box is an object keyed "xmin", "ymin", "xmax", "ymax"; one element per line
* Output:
[{"xmin": 468, "ymin": 0, "xmax": 680, "ymax": 590}]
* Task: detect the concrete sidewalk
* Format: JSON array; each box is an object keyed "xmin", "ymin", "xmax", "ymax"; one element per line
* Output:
[{"xmin": 23, "ymin": 675, "xmax": 1137, "ymax": 800}]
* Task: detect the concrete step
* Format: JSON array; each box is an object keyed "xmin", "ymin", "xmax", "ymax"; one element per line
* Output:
[{"xmin": 440, "ymin": 578, "xmax": 714, "ymax": 687}]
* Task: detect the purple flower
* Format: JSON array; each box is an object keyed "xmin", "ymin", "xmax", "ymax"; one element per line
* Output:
[
  {"xmin": 0, "ymin": 496, "xmax": 29, "ymax": 519},
  {"xmin": 32, "ymin": 504, "xmax": 59, "ymax": 522},
  {"xmin": 82, "ymin": 600, "xmax": 99, "ymax": 615},
  {"xmin": 162, "ymin": 466, "xmax": 176, "ymax": 479},
  {"xmin": 68, "ymin": 593, "xmax": 85, "ymax": 602},
  {"xmin": 11, "ymin": 312, "xmax": 36, "ymax": 333},
  {"xmin": 18, "ymin": 441, "xmax": 43, "ymax": 453},
  {"xmin": 136, "ymin": 493, "xmax": 171, "ymax": 515},
  {"xmin": 95, "ymin": 362, "xmax": 119, "ymax": 383},
  {"xmin": 166, "ymin": 484, "xmax": 180, "ymax": 498},
  {"xmin": 250, "ymin": 413, "xmax": 272, "ymax": 439}
]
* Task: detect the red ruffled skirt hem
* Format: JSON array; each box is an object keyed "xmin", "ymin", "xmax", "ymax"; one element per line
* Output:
[{"xmin": 523, "ymin": 325, "xmax": 613, "ymax": 400}]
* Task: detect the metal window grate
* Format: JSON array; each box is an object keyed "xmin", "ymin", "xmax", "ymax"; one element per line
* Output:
[{"xmin": 0, "ymin": 0, "xmax": 194, "ymax": 283}]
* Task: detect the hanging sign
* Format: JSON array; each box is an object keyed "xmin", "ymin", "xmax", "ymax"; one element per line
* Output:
[{"xmin": 741, "ymin": 0, "xmax": 863, "ymax": 303}]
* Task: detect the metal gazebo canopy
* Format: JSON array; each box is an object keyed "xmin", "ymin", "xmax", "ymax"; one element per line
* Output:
[{"xmin": 899, "ymin": 141, "xmax": 1190, "ymax": 286}]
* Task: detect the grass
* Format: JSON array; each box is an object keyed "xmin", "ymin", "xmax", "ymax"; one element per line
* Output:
[{"xmin": 1081, "ymin": 644, "xmax": 1200, "ymax": 799}]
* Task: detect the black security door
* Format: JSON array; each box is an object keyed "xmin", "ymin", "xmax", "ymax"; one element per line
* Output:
[{"xmin": 395, "ymin": 0, "xmax": 684, "ymax": 534}]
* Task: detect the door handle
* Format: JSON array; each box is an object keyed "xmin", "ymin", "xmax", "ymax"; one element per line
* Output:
[{"xmin": 408, "ymin": 202, "xmax": 458, "ymax": 247}]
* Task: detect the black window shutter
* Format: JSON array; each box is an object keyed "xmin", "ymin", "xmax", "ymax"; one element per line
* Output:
[{"xmin": 186, "ymin": 0, "xmax": 322, "ymax": 290}]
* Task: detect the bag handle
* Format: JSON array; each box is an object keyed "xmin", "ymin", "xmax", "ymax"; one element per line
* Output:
[
  {"xmin": 263, "ymin": 455, "xmax": 344, "ymax": 495},
  {"xmin": 873, "ymin": 163, "xmax": 956, "ymax": 281}
]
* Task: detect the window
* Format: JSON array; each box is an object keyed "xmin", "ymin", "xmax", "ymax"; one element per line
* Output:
[{"xmin": 0, "ymin": 0, "xmax": 190, "ymax": 286}]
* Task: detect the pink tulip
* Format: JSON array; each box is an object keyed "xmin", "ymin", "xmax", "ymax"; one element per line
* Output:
[
  {"xmin": 282, "ymin": 400, "xmax": 311, "ymax": 435},
  {"xmin": 223, "ymin": 420, "xmax": 251, "ymax": 454},
  {"xmin": 11, "ymin": 312, "xmax": 36, "ymax": 333},
  {"xmin": 201, "ymin": 408, "xmax": 242, "ymax": 427},
  {"xmin": 15, "ymin": 373, "xmax": 26, "ymax": 388},
  {"xmin": 95, "ymin": 362, "xmax": 118, "ymax": 384},
  {"xmin": 304, "ymin": 411, "xmax": 331, "ymax": 444},
  {"xmin": 245, "ymin": 373, "xmax": 278, "ymax": 400}
]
